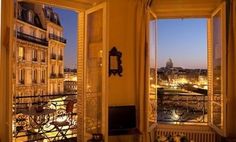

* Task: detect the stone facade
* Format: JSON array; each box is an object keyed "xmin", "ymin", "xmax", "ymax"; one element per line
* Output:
[{"xmin": 14, "ymin": 2, "xmax": 66, "ymax": 104}]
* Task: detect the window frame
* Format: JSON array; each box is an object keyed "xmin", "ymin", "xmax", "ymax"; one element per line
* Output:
[{"xmin": 147, "ymin": 1, "xmax": 227, "ymax": 137}]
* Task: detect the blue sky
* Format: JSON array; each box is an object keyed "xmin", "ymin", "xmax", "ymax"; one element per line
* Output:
[
  {"xmin": 53, "ymin": 8, "xmax": 78, "ymax": 69},
  {"xmin": 151, "ymin": 18, "xmax": 207, "ymax": 69},
  {"xmin": 54, "ymin": 7, "xmax": 207, "ymax": 69}
]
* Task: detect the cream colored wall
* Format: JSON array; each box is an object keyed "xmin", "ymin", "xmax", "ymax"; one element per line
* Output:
[
  {"xmin": 108, "ymin": 0, "xmax": 136, "ymax": 106},
  {"xmin": 108, "ymin": 0, "xmax": 138, "ymax": 141}
]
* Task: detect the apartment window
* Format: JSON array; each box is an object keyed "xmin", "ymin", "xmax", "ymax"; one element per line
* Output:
[
  {"xmin": 18, "ymin": 46, "xmax": 24, "ymax": 60},
  {"xmin": 41, "ymin": 70, "xmax": 45, "ymax": 83},
  {"xmin": 32, "ymin": 70, "xmax": 37, "ymax": 83},
  {"xmin": 51, "ymin": 65, "xmax": 55, "ymax": 74},
  {"xmin": 19, "ymin": 69, "xmax": 25, "ymax": 84},
  {"xmin": 28, "ymin": 11, "xmax": 33, "ymax": 23},
  {"xmin": 41, "ymin": 52, "xmax": 45, "ymax": 62},
  {"xmin": 32, "ymin": 49, "xmax": 37, "ymax": 61}
]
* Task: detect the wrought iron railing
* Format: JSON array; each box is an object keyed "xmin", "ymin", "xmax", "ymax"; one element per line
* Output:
[
  {"xmin": 58, "ymin": 55, "xmax": 63, "ymax": 60},
  {"xmin": 41, "ymin": 59, "xmax": 46, "ymax": 63},
  {"xmin": 58, "ymin": 73, "xmax": 64, "ymax": 78},
  {"xmin": 50, "ymin": 73, "xmax": 57, "ymax": 79},
  {"xmin": 32, "ymin": 58, "xmax": 37, "ymax": 62},
  {"xmin": 49, "ymin": 33, "xmax": 67, "ymax": 44},
  {"xmin": 17, "ymin": 32, "xmax": 48, "ymax": 46},
  {"xmin": 51, "ymin": 54, "xmax": 57, "ymax": 60},
  {"xmin": 13, "ymin": 93, "xmax": 77, "ymax": 141},
  {"xmin": 157, "ymin": 92, "xmax": 208, "ymax": 124}
]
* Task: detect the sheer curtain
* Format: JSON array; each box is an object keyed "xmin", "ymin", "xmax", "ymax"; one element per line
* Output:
[
  {"xmin": 134, "ymin": 0, "xmax": 152, "ymax": 141},
  {"xmin": 227, "ymin": 0, "xmax": 236, "ymax": 138}
]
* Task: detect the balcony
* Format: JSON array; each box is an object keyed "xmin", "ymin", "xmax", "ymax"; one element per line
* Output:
[
  {"xmin": 41, "ymin": 79, "xmax": 45, "ymax": 83},
  {"xmin": 50, "ymin": 73, "xmax": 57, "ymax": 79},
  {"xmin": 58, "ymin": 55, "xmax": 63, "ymax": 60},
  {"xmin": 41, "ymin": 59, "xmax": 46, "ymax": 63},
  {"xmin": 17, "ymin": 32, "xmax": 48, "ymax": 46},
  {"xmin": 48, "ymin": 33, "xmax": 67, "ymax": 44},
  {"xmin": 58, "ymin": 73, "xmax": 64, "ymax": 78},
  {"xmin": 32, "ymin": 80, "xmax": 37, "ymax": 84},
  {"xmin": 13, "ymin": 93, "xmax": 77, "ymax": 141},
  {"xmin": 19, "ymin": 80, "xmax": 25, "ymax": 85},
  {"xmin": 51, "ymin": 54, "xmax": 56, "ymax": 60},
  {"xmin": 32, "ymin": 58, "xmax": 37, "ymax": 62},
  {"xmin": 156, "ymin": 90, "xmax": 207, "ymax": 124}
]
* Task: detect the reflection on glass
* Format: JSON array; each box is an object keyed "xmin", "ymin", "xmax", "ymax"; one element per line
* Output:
[
  {"xmin": 148, "ymin": 20, "xmax": 157, "ymax": 123},
  {"xmin": 212, "ymin": 11, "xmax": 222, "ymax": 129},
  {"xmin": 213, "ymin": 103, "xmax": 222, "ymax": 128},
  {"xmin": 86, "ymin": 9, "xmax": 103, "ymax": 134}
]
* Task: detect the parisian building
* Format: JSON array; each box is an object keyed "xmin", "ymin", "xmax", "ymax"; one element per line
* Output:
[{"xmin": 13, "ymin": 2, "xmax": 66, "ymax": 105}]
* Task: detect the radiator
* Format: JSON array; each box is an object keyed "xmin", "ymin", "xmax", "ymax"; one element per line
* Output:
[{"xmin": 152, "ymin": 124, "xmax": 219, "ymax": 142}]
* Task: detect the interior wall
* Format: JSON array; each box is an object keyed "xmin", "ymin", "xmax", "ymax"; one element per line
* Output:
[
  {"xmin": 0, "ymin": 0, "xmax": 14, "ymax": 141},
  {"xmin": 108, "ymin": 0, "xmax": 136, "ymax": 106}
]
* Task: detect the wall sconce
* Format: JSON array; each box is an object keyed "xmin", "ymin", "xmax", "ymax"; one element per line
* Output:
[{"xmin": 109, "ymin": 47, "xmax": 122, "ymax": 76}]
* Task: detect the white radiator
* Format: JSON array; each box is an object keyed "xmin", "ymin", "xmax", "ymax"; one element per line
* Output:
[{"xmin": 151, "ymin": 124, "xmax": 219, "ymax": 142}]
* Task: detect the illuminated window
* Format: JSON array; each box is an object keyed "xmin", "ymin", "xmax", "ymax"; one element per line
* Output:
[{"xmin": 18, "ymin": 47, "xmax": 24, "ymax": 60}]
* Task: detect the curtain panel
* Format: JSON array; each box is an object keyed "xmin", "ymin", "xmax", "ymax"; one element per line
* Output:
[
  {"xmin": 226, "ymin": 0, "xmax": 236, "ymax": 138},
  {"xmin": 134, "ymin": 0, "xmax": 152, "ymax": 141}
]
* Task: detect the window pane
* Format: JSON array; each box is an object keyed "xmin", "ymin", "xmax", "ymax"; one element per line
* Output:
[{"xmin": 212, "ymin": 11, "xmax": 223, "ymax": 129}]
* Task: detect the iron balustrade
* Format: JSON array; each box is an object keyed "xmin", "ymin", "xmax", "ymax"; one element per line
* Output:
[
  {"xmin": 19, "ymin": 80, "xmax": 25, "ymax": 85},
  {"xmin": 41, "ymin": 59, "xmax": 46, "ymax": 63},
  {"xmin": 157, "ymin": 93, "xmax": 208, "ymax": 124},
  {"xmin": 50, "ymin": 73, "xmax": 57, "ymax": 78},
  {"xmin": 58, "ymin": 73, "xmax": 64, "ymax": 78},
  {"xmin": 58, "ymin": 55, "xmax": 63, "ymax": 60},
  {"xmin": 32, "ymin": 58, "xmax": 37, "ymax": 62},
  {"xmin": 51, "ymin": 54, "xmax": 57, "ymax": 60},
  {"xmin": 17, "ymin": 32, "xmax": 48, "ymax": 46},
  {"xmin": 13, "ymin": 93, "xmax": 77, "ymax": 141},
  {"xmin": 49, "ymin": 33, "xmax": 67, "ymax": 44}
]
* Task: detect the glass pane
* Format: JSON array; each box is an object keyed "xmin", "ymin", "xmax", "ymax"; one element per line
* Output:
[
  {"xmin": 85, "ymin": 9, "xmax": 103, "ymax": 136},
  {"xmin": 213, "ymin": 11, "xmax": 222, "ymax": 103},
  {"xmin": 148, "ymin": 20, "xmax": 157, "ymax": 124},
  {"xmin": 212, "ymin": 103, "xmax": 222, "ymax": 128},
  {"xmin": 212, "ymin": 11, "xmax": 222, "ymax": 129}
]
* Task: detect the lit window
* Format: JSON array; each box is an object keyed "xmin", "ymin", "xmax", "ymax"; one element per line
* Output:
[{"xmin": 18, "ymin": 47, "xmax": 24, "ymax": 60}]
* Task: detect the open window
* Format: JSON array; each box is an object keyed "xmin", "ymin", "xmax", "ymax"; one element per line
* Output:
[
  {"xmin": 148, "ymin": 0, "xmax": 227, "ymax": 138},
  {"xmin": 208, "ymin": 2, "xmax": 227, "ymax": 136}
]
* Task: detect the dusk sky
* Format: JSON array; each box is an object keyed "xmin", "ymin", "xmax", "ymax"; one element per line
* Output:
[
  {"xmin": 54, "ymin": 7, "xmax": 207, "ymax": 69},
  {"xmin": 53, "ymin": 8, "xmax": 78, "ymax": 69},
  {"xmin": 150, "ymin": 18, "xmax": 207, "ymax": 69}
]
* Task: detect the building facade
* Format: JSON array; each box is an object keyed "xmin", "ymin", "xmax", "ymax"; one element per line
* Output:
[{"xmin": 14, "ymin": 2, "xmax": 66, "ymax": 105}]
